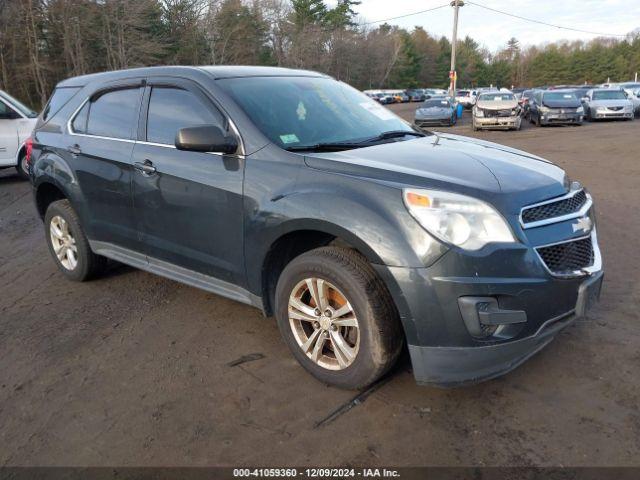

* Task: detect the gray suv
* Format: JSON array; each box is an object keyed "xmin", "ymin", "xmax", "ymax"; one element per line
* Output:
[{"xmin": 28, "ymin": 66, "xmax": 603, "ymax": 389}]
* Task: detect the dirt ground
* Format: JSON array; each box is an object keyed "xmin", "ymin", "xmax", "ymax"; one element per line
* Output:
[{"xmin": 0, "ymin": 106, "xmax": 639, "ymax": 467}]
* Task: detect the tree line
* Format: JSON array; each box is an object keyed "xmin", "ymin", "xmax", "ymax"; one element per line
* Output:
[{"xmin": 1, "ymin": 0, "xmax": 639, "ymax": 109}]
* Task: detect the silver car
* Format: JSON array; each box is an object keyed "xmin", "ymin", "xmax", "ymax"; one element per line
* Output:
[
  {"xmin": 414, "ymin": 98, "xmax": 457, "ymax": 128},
  {"xmin": 582, "ymin": 89, "xmax": 634, "ymax": 121}
]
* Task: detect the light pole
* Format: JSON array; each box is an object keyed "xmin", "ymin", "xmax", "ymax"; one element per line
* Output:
[{"xmin": 449, "ymin": 0, "xmax": 464, "ymax": 98}]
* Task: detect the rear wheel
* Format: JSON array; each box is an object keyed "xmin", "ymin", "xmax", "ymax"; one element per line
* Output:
[
  {"xmin": 44, "ymin": 199, "xmax": 106, "ymax": 281},
  {"xmin": 275, "ymin": 247, "xmax": 403, "ymax": 389}
]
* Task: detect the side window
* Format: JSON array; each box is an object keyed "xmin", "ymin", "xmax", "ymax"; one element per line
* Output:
[
  {"xmin": 146, "ymin": 87, "xmax": 224, "ymax": 145},
  {"xmin": 42, "ymin": 87, "xmax": 81, "ymax": 122},
  {"xmin": 85, "ymin": 88, "xmax": 141, "ymax": 139},
  {"xmin": 0, "ymin": 100, "xmax": 20, "ymax": 120},
  {"xmin": 71, "ymin": 102, "xmax": 89, "ymax": 134}
]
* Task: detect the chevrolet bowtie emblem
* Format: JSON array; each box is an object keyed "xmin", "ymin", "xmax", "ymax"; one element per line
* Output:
[{"xmin": 572, "ymin": 217, "xmax": 592, "ymax": 233}]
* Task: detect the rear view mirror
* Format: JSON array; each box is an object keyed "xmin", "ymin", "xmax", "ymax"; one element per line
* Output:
[{"xmin": 175, "ymin": 125, "xmax": 238, "ymax": 154}]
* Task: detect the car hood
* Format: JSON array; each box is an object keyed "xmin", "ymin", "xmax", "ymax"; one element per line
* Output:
[
  {"xmin": 543, "ymin": 99, "xmax": 581, "ymax": 108},
  {"xmin": 591, "ymin": 99, "xmax": 632, "ymax": 107},
  {"xmin": 476, "ymin": 100, "xmax": 517, "ymax": 110},
  {"xmin": 416, "ymin": 107, "xmax": 450, "ymax": 115},
  {"xmin": 303, "ymin": 133, "xmax": 566, "ymax": 214}
]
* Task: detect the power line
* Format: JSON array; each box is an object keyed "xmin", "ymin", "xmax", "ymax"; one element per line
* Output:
[
  {"xmin": 360, "ymin": 4, "xmax": 450, "ymax": 27},
  {"xmin": 466, "ymin": 1, "xmax": 628, "ymax": 38}
]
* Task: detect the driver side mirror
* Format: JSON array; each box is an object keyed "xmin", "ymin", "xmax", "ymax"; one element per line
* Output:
[{"xmin": 175, "ymin": 125, "xmax": 238, "ymax": 154}]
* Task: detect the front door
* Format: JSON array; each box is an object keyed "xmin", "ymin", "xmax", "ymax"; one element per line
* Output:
[
  {"xmin": 131, "ymin": 80, "xmax": 245, "ymax": 285},
  {"xmin": 0, "ymin": 99, "xmax": 19, "ymax": 165}
]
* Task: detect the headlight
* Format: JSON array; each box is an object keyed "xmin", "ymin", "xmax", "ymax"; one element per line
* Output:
[
  {"xmin": 576, "ymin": 106, "xmax": 584, "ymax": 113},
  {"xmin": 596, "ymin": 106, "xmax": 606, "ymax": 111},
  {"xmin": 539, "ymin": 106, "xmax": 550, "ymax": 113},
  {"xmin": 510, "ymin": 108, "xmax": 518, "ymax": 116},
  {"xmin": 403, "ymin": 189, "xmax": 516, "ymax": 250},
  {"xmin": 475, "ymin": 108, "xmax": 484, "ymax": 117}
]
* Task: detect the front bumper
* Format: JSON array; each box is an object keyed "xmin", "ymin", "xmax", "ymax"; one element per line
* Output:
[
  {"xmin": 540, "ymin": 112, "xmax": 583, "ymax": 125},
  {"xmin": 474, "ymin": 115, "xmax": 520, "ymax": 129},
  {"xmin": 593, "ymin": 110, "xmax": 633, "ymax": 119},
  {"xmin": 409, "ymin": 270, "xmax": 602, "ymax": 386},
  {"xmin": 373, "ymin": 209, "xmax": 604, "ymax": 386},
  {"xmin": 415, "ymin": 116, "xmax": 453, "ymax": 127}
]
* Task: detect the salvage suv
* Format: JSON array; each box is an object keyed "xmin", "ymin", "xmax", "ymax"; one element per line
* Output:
[
  {"xmin": 28, "ymin": 67, "xmax": 603, "ymax": 389},
  {"xmin": 472, "ymin": 91, "xmax": 522, "ymax": 131}
]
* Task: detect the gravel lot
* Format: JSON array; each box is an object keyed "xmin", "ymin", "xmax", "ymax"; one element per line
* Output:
[{"xmin": 0, "ymin": 105, "xmax": 639, "ymax": 467}]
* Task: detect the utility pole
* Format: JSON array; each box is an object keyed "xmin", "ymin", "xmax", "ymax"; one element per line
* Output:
[{"xmin": 449, "ymin": 0, "xmax": 464, "ymax": 98}]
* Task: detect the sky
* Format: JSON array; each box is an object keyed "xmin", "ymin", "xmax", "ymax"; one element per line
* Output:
[{"xmin": 343, "ymin": 0, "xmax": 639, "ymax": 52}]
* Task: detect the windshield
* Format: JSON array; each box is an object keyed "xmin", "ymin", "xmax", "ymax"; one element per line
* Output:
[
  {"xmin": 478, "ymin": 93, "xmax": 515, "ymax": 101},
  {"xmin": 0, "ymin": 91, "xmax": 38, "ymax": 118},
  {"xmin": 218, "ymin": 77, "xmax": 413, "ymax": 148},
  {"xmin": 593, "ymin": 90, "xmax": 627, "ymax": 100},
  {"xmin": 422, "ymin": 99, "xmax": 450, "ymax": 108},
  {"xmin": 543, "ymin": 92, "xmax": 577, "ymax": 101}
]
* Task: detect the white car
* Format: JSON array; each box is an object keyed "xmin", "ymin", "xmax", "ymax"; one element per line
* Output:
[
  {"xmin": 0, "ymin": 90, "xmax": 38, "ymax": 179},
  {"xmin": 455, "ymin": 89, "xmax": 477, "ymax": 108}
]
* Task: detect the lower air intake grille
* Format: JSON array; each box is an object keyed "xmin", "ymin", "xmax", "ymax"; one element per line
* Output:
[{"xmin": 536, "ymin": 236, "xmax": 594, "ymax": 275}]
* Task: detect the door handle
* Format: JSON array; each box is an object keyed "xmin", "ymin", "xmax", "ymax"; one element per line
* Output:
[
  {"xmin": 68, "ymin": 144, "xmax": 81, "ymax": 155},
  {"xmin": 134, "ymin": 160, "xmax": 157, "ymax": 175}
]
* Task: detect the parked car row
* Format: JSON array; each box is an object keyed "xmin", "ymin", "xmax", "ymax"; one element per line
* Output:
[{"xmin": 364, "ymin": 88, "xmax": 448, "ymax": 105}]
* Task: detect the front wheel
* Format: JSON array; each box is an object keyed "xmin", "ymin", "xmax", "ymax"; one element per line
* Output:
[{"xmin": 275, "ymin": 247, "xmax": 403, "ymax": 390}]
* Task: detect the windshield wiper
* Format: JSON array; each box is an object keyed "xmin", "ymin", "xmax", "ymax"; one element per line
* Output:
[
  {"xmin": 284, "ymin": 142, "xmax": 365, "ymax": 152},
  {"xmin": 284, "ymin": 130, "xmax": 427, "ymax": 152},
  {"xmin": 357, "ymin": 130, "xmax": 426, "ymax": 144}
]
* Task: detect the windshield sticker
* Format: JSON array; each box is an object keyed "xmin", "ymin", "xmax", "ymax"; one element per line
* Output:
[
  {"xmin": 280, "ymin": 133, "xmax": 300, "ymax": 144},
  {"xmin": 563, "ymin": 94, "xmax": 573, "ymax": 98},
  {"xmin": 296, "ymin": 101, "xmax": 307, "ymax": 120},
  {"xmin": 440, "ymin": 101, "xmax": 448, "ymax": 105},
  {"xmin": 359, "ymin": 102, "xmax": 395, "ymax": 120}
]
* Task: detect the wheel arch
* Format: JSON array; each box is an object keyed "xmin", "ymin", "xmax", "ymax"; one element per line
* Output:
[{"xmin": 258, "ymin": 220, "xmax": 386, "ymax": 317}]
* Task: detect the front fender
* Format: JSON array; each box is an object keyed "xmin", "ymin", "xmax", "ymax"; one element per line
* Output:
[{"xmin": 243, "ymin": 160, "xmax": 448, "ymax": 295}]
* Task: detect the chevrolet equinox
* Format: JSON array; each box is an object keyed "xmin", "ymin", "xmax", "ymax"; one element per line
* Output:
[{"xmin": 28, "ymin": 67, "xmax": 603, "ymax": 389}]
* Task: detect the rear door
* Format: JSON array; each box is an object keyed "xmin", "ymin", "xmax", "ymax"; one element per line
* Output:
[
  {"xmin": 0, "ymin": 98, "xmax": 20, "ymax": 165},
  {"xmin": 131, "ymin": 78, "xmax": 245, "ymax": 285},
  {"xmin": 67, "ymin": 84, "xmax": 143, "ymax": 250}
]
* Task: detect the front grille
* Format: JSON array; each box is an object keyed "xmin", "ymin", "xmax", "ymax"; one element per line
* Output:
[
  {"xmin": 521, "ymin": 190, "xmax": 587, "ymax": 225},
  {"xmin": 608, "ymin": 106, "xmax": 623, "ymax": 111},
  {"xmin": 484, "ymin": 109, "xmax": 512, "ymax": 117},
  {"xmin": 536, "ymin": 236, "xmax": 594, "ymax": 275}
]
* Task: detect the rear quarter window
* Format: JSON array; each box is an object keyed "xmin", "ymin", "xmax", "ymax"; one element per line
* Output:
[{"xmin": 42, "ymin": 87, "xmax": 81, "ymax": 122}]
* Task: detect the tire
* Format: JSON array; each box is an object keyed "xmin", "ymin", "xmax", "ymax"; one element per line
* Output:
[
  {"xmin": 15, "ymin": 151, "xmax": 29, "ymax": 180},
  {"xmin": 275, "ymin": 247, "xmax": 403, "ymax": 390},
  {"xmin": 44, "ymin": 199, "xmax": 106, "ymax": 281}
]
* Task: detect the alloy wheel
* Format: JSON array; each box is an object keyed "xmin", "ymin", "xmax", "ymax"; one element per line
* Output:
[
  {"xmin": 288, "ymin": 277, "xmax": 360, "ymax": 370},
  {"xmin": 49, "ymin": 215, "xmax": 78, "ymax": 270}
]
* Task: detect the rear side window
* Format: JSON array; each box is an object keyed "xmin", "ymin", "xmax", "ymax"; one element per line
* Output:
[
  {"xmin": 42, "ymin": 87, "xmax": 81, "ymax": 122},
  {"xmin": 71, "ymin": 102, "xmax": 89, "ymax": 134},
  {"xmin": 146, "ymin": 87, "xmax": 224, "ymax": 145},
  {"xmin": 0, "ymin": 99, "xmax": 20, "ymax": 120},
  {"xmin": 81, "ymin": 88, "xmax": 141, "ymax": 139}
]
